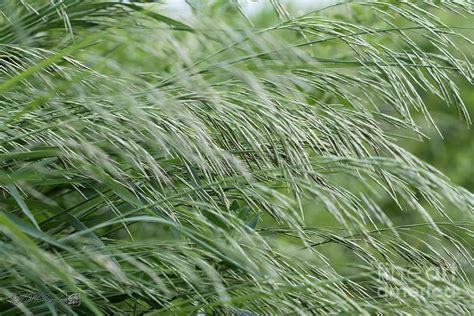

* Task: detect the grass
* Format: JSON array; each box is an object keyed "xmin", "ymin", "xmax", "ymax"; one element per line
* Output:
[{"xmin": 0, "ymin": 1, "xmax": 473, "ymax": 314}]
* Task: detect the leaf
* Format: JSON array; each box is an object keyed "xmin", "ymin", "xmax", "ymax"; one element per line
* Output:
[
  {"xmin": 246, "ymin": 211, "xmax": 260, "ymax": 230},
  {"xmin": 0, "ymin": 148, "xmax": 60, "ymax": 162},
  {"xmin": 2, "ymin": 212, "xmax": 68, "ymax": 250},
  {"xmin": 121, "ymin": 3, "xmax": 194, "ymax": 32},
  {"xmin": 5, "ymin": 184, "xmax": 40, "ymax": 230}
]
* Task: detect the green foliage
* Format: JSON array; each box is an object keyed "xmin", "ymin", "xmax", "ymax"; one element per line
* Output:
[{"xmin": 0, "ymin": 1, "xmax": 473, "ymax": 314}]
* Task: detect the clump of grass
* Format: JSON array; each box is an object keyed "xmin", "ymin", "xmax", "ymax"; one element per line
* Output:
[{"xmin": 0, "ymin": 1, "xmax": 473, "ymax": 314}]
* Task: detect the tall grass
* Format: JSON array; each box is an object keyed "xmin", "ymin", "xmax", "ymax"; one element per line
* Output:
[{"xmin": 0, "ymin": 1, "xmax": 473, "ymax": 314}]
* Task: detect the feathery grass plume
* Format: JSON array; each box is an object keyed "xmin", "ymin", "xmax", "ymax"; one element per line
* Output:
[{"xmin": 0, "ymin": 0, "xmax": 473, "ymax": 314}]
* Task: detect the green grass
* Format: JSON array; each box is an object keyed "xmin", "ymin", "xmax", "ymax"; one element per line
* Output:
[{"xmin": 0, "ymin": 1, "xmax": 473, "ymax": 314}]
